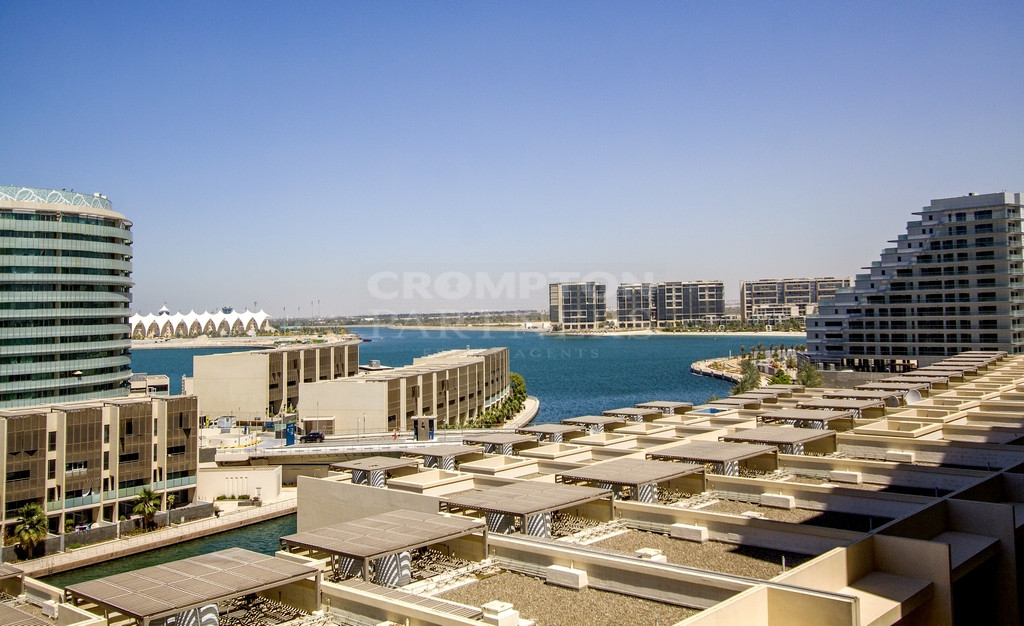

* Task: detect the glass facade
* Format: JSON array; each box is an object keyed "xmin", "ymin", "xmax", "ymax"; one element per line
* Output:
[{"xmin": 0, "ymin": 186, "xmax": 133, "ymax": 407}]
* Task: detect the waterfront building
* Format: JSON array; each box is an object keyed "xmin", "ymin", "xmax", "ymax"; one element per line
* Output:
[
  {"xmin": 183, "ymin": 340, "xmax": 361, "ymax": 420},
  {"xmin": 808, "ymin": 192, "xmax": 1024, "ymax": 370},
  {"xmin": 654, "ymin": 280, "xmax": 725, "ymax": 326},
  {"xmin": 616, "ymin": 282, "xmax": 654, "ymax": 328},
  {"xmin": 298, "ymin": 347, "xmax": 510, "ymax": 433},
  {"xmin": 549, "ymin": 282, "xmax": 606, "ymax": 331},
  {"xmin": 0, "ymin": 186, "xmax": 133, "ymax": 409},
  {"xmin": 739, "ymin": 276, "xmax": 852, "ymax": 322},
  {"xmin": 129, "ymin": 305, "xmax": 272, "ymax": 338},
  {"xmin": 0, "ymin": 394, "xmax": 198, "ymax": 539}
]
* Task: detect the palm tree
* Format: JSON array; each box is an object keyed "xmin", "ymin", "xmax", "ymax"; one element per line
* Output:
[
  {"xmin": 132, "ymin": 488, "xmax": 161, "ymax": 531},
  {"xmin": 14, "ymin": 502, "xmax": 48, "ymax": 559}
]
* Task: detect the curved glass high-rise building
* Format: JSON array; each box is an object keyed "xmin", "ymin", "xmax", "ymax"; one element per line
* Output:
[{"xmin": 0, "ymin": 186, "xmax": 133, "ymax": 407}]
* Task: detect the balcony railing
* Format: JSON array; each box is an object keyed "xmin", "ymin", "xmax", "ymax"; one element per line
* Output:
[{"xmin": 47, "ymin": 493, "xmax": 102, "ymax": 511}]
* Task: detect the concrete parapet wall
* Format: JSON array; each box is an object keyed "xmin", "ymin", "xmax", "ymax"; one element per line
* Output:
[
  {"xmin": 705, "ymin": 475, "xmax": 930, "ymax": 519},
  {"xmin": 321, "ymin": 580, "xmax": 480, "ymax": 626},
  {"xmin": 58, "ymin": 603, "xmax": 105, "ymax": 626},
  {"xmin": 779, "ymin": 454, "xmax": 988, "ymax": 493},
  {"xmin": 488, "ymin": 534, "xmax": 752, "ymax": 610},
  {"xmin": 837, "ymin": 434, "xmax": 1024, "ymax": 470},
  {"xmin": 615, "ymin": 500, "xmax": 860, "ymax": 556}
]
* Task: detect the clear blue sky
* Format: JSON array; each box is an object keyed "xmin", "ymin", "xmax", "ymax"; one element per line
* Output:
[{"xmin": 3, "ymin": 2, "xmax": 1022, "ymax": 317}]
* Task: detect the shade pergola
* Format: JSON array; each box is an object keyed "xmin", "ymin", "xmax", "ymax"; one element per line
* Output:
[
  {"xmin": 280, "ymin": 510, "xmax": 486, "ymax": 582},
  {"xmin": 856, "ymin": 382, "xmax": 931, "ymax": 393},
  {"xmin": 400, "ymin": 444, "xmax": 483, "ymax": 458},
  {"xmin": 722, "ymin": 426, "xmax": 837, "ymax": 455},
  {"xmin": 461, "ymin": 432, "xmax": 537, "ymax": 454},
  {"xmin": 879, "ymin": 375, "xmax": 948, "ymax": 389},
  {"xmin": 400, "ymin": 445, "xmax": 483, "ymax": 470},
  {"xmin": 556, "ymin": 458, "xmax": 705, "ymax": 501},
  {"xmin": 601, "ymin": 407, "xmax": 663, "ymax": 422},
  {"xmin": 635, "ymin": 400, "xmax": 694, "ymax": 415},
  {"xmin": 0, "ymin": 563, "xmax": 22, "ymax": 580},
  {"xmin": 708, "ymin": 397, "xmax": 762, "ymax": 409},
  {"xmin": 562, "ymin": 415, "xmax": 627, "ymax": 434},
  {"xmin": 440, "ymin": 481, "xmax": 612, "ymax": 536},
  {"xmin": 517, "ymin": 423, "xmax": 585, "ymax": 442},
  {"xmin": 822, "ymin": 390, "xmax": 906, "ymax": 407},
  {"xmin": 331, "ymin": 456, "xmax": 420, "ymax": 473},
  {"xmin": 64, "ymin": 548, "xmax": 320, "ymax": 626},
  {"xmin": 647, "ymin": 440, "xmax": 778, "ymax": 475},
  {"xmin": 765, "ymin": 384, "xmax": 805, "ymax": 393},
  {"xmin": 921, "ymin": 364, "xmax": 974, "ymax": 374},
  {"xmin": 330, "ymin": 456, "xmax": 421, "ymax": 487},
  {"xmin": 888, "ymin": 371, "xmax": 951, "ymax": 381},
  {"xmin": 796, "ymin": 398, "xmax": 887, "ymax": 418},
  {"xmin": 757, "ymin": 408, "xmax": 856, "ymax": 431}
]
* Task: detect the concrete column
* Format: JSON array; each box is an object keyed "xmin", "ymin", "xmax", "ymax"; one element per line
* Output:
[
  {"xmin": 373, "ymin": 551, "xmax": 411, "ymax": 587},
  {"xmin": 525, "ymin": 512, "xmax": 551, "ymax": 538},
  {"xmin": 635, "ymin": 483, "xmax": 658, "ymax": 503},
  {"xmin": 485, "ymin": 512, "xmax": 517, "ymax": 534}
]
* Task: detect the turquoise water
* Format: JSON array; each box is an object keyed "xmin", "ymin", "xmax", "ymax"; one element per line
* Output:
[
  {"xmin": 42, "ymin": 514, "xmax": 297, "ymax": 588},
  {"xmin": 133, "ymin": 327, "xmax": 799, "ymax": 423}
]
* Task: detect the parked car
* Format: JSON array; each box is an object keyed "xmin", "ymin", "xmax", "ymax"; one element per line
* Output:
[{"xmin": 299, "ymin": 431, "xmax": 325, "ymax": 443}]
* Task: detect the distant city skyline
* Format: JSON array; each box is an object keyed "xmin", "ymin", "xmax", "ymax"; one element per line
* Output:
[{"xmin": 2, "ymin": 2, "xmax": 1022, "ymax": 316}]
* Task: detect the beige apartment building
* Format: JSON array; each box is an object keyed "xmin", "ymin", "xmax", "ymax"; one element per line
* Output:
[
  {"xmin": 809, "ymin": 192, "xmax": 1024, "ymax": 370},
  {"xmin": 184, "ymin": 340, "xmax": 361, "ymax": 420},
  {"xmin": 0, "ymin": 394, "xmax": 198, "ymax": 537},
  {"xmin": 740, "ymin": 276, "xmax": 852, "ymax": 322},
  {"xmin": 298, "ymin": 348, "xmax": 510, "ymax": 434}
]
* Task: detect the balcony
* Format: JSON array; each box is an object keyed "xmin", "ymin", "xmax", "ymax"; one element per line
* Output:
[{"xmin": 47, "ymin": 493, "xmax": 101, "ymax": 511}]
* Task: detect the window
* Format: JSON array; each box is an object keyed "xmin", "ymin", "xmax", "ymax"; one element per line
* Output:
[
  {"xmin": 118, "ymin": 452, "xmax": 139, "ymax": 463},
  {"xmin": 125, "ymin": 420, "xmax": 133, "ymax": 435},
  {"xmin": 103, "ymin": 452, "xmax": 109, "ymax": 470},
  {"xmin": 48, "ymin": 459, "xmax": 56, "ymax": 479},
  {"xmin": 6, "ymin": 469, "xmax": 30, "ymax": 482},
  {"xmin": 103, "ymin": 424, "xmax": 109, "ymax": 444},
  {"xmin": 65, "ymin": 460, "xmax": 87, "ymax": 474},
  {"xmin": 47, "ymin": 431, "xmax": 56, "ymax": 451}
]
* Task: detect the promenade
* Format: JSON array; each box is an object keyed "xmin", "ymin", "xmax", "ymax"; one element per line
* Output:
[{"xmin": 15, "ymin": 492, "xmax": 297, "ymax": 579}]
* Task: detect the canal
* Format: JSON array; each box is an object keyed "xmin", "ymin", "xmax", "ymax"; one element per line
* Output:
[{"xmin": 42, "ymin": 514, "xmax": 296, "ymax": 589}]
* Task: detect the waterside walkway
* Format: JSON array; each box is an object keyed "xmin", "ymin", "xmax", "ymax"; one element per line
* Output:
[
  {"xmin": 690, "ymin": 358, "xmax": 744, "ymax": 384},
  {"xmin": 14, "ymin": 492, "xmax": 297, "ymax": 578}
]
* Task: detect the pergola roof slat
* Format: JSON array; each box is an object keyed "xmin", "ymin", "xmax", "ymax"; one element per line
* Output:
[
  {"xmin": 441, "ymin": 481, "xmax": 611, "ymax": 516},
  {"xmin": 65, "ymin": 548, "xmax": 318, "ymax": 623},
  {"xmin": 280, "ymin": 509, "xmax": 485, "ymax": 561},
  {"xmin": 556, "ymin": 458, "xmax": 703, "ymax": 487}
]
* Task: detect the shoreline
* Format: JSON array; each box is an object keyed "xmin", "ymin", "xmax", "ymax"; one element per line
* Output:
[{"xmin": 131, "ymin": 328, "xmax": 805, "ymax": 349}]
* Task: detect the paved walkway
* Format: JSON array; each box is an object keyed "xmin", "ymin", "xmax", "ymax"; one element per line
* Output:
[
  {"xmin": 503, "ymin": 395, "xmax": 540, "ymax": 429},
  {"xmin": 16, "ymin": 492, "xmax": 297, "ymax": 578}
]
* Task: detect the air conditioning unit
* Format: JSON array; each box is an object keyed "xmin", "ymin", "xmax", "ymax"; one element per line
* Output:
[{"xmin": 41, "ymin": 600, "xmax": 59, "ymax": 618}]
